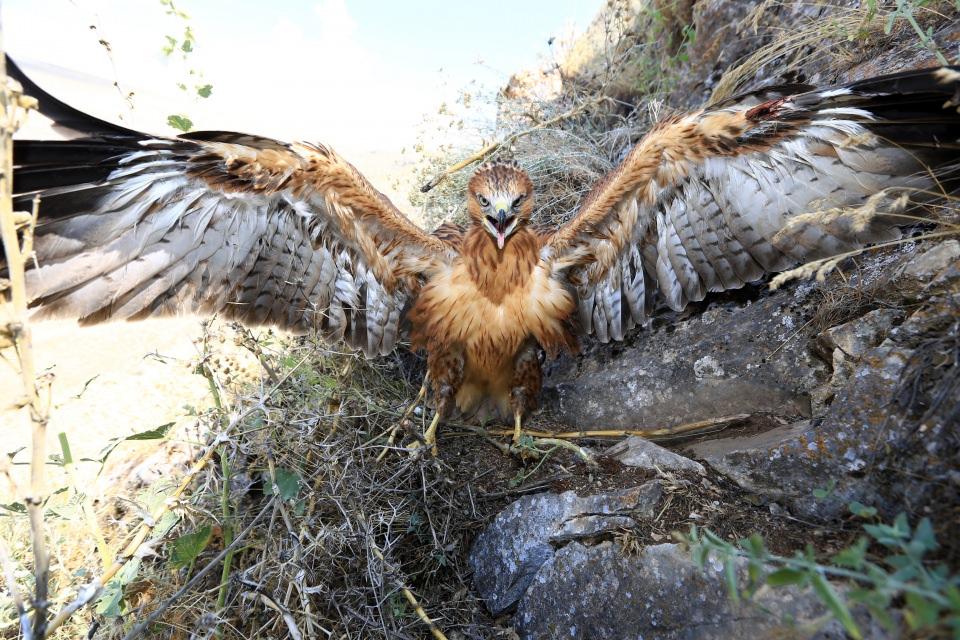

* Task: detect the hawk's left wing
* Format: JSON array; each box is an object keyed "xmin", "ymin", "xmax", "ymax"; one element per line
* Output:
[{"xmin": 544, "ymin": 66, "xmax": 960, "ymax": 342}]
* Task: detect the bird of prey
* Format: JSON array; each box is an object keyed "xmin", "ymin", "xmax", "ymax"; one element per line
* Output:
[{"xmin": 5, "ymin": 60, "xmax": 960, "ymax": 453}]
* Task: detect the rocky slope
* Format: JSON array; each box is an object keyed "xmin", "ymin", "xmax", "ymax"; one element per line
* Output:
[{"xmin": 467, "ymin": 1, "xmax": 960, "ymax": 637}]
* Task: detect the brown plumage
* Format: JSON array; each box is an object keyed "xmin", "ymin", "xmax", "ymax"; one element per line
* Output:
[{"xmin": 6, "ymin": 61, "xmax": 960, "ymax": 451}]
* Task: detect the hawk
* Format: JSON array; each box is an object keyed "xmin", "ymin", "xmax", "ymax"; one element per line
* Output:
[{"xmin": 5, "ymin": 60, "xmax": 960, "ymax": 453}]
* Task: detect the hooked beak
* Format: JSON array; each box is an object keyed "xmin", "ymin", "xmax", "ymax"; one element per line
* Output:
[{"xmin": 486, "ymin": 200, "xmax": 516, "ymax": 250}]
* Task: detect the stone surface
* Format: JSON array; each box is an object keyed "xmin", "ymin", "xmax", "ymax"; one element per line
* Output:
[
  {"xmin": 898, "ymin": 239, "xmax": 960, "ymax": 284},
  {"xmin": 469, "ymin": 482, "xmax": 662, "ymax": 615},
  {"xmin": 542, "ymin": 288, "xmax": 826, "ymax": 431},
  {"xmin": 811, "ymin": 308, "xmax": 905, "ymax": 411},
  {"xmin": 816, "ymin": 308, "xmax": 904, "ymax": 361},
  {"xmin": 513, "ymin": 542, "xmax": 890, "ymax": 640},
  {"xmin": 605, "ymin": 436, "xmax": 705, "ymax": 474},
  {"xmin": 688, "ymin": 292, "xmax": 960, "ymax": 521}
]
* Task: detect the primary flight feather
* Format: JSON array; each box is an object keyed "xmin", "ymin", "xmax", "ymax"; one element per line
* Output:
[{"xmin": 5, "ymin": 59, "xmax": 960, "ymax": 451}]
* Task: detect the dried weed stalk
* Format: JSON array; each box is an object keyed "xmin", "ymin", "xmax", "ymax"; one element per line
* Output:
[{"xmin": 0, "ymin": 41, "xmax": 50, "ymax": 639}]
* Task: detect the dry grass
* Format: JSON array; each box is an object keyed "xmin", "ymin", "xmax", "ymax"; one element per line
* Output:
[
  {"xmin": 4, "ymin": 2, "xmax": 960, "ymax": 638},
  {"xmin": 44, "ymin": 325, "xmax": 513, "ymax": 639},
  {"xmin": 711, "ymin": 0, "xmax": 959, "ymax": 103},
  {"xmin": 408, "ymin": 0, "xmax": 687, "ymax": 231}
]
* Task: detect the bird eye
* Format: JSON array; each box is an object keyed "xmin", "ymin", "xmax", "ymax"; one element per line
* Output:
[
  {"xmin": 512, "ymin": 194, "xmax": 526, "ymax": 210},
  {"xmin": 476, "ymin": 194, "xmax": 489, "ymax": 207}
]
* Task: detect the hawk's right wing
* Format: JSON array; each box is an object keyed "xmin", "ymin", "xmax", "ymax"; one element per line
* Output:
[{"xmin": 5, "ymin": 59, "xmax": 455, "ymax": 357}]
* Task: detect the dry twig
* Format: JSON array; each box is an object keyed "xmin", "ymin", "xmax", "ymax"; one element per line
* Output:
[
  {"xmin": 485, "ymin": 413, "xmax": 751, "ymax": 442},
  {"xmin": 419, "ymin": 96, "xmax": 609, "ymax": 193},
  {"xmin": 0, "ymin": 41, "xmax": 46, "ymax": 638}
]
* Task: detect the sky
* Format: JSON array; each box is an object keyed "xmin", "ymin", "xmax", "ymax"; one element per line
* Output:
[{"xmin": 3, "ymin": 0, "xmax": 599, "ymax": 154}]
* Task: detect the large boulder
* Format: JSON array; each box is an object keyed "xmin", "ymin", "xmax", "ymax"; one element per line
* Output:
[
  {"xmin": 542, "ymin": 281, "xmax": 826, "ymax": 431},
  {"xmin": 470, "ymin": 481, "xmax": 663, "ymax": 615},
  {"xmin": 514, "ymin": 542, "xmax": 882, "ymax": 640}
]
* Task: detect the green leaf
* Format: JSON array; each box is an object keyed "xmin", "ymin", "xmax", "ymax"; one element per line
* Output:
[
  {"xmin": 169, "ymin": 525, "xmax": 212, "ymax": 569},
  {"xmin": 167, "ymin": 115, "xmax": 194, "ymax": 132},
  {"xmin": 153, "ymin": 510, "xmax": 181, "ymax": 539},
  {"xmin": 745, "ymin": 533, "xmax": 766, "ymax": 558},
  {"xmin": 96, "ymin": 581, "xmax": 124, "ymax": 617},
  {"xmin": 945, "ymin": 585, "xmax": 960, "ymax": 610},
  {"xmin": 58, "ymin": 432, "xmax": 74, "ymax": 465},
  {"xmin": 96, "ymin": 557, "xmax": 141, "ymax": 617},
  {"xmin": 848, "ymin": 501, "xmax": 877, "ymax": 519},
  {"xmin": 694, "ymin": 544, "xmax": 710, "ymax": 569},
  {"xmin": 813, "ymin": 479, "xmax": 837, "ymax": 499},
  {"xmin": 811, "ymin": 573, "xmax": 862, "ymax": 640},
  {"xmin": 724, "ymin": 557, "xmax": 740, "ymax": 603},
  {"xmin": 126, "ymin": 423, "xmax": 174, "ymax": 441},
  {"xmin": 196, "ymin": 84, "xmax": 213, "ymax": 98},
  {"xmin": 747, "ymin": 559, "xmax": 762, "ymax": 590},
  {"xmin": 832, "ymin": 537, "xmax": 868, "ymax": 569},
  {"xmin": 0, "ymin": 502, "xmax": 26, "ymax": 513},
  {"xmin": 864, "ymin": 522, "xmax": 906, "ymax": 547},
  {"xmin": 886, "ymin": 554, "xmax": 913, "ymax": 570},
  {"xmin": 767, "ymin": 568, "xmax": 807, "ymax": 587},
  {"xmin": 889, "ymin": 564, "xmax": 919, "ymax": 583},
  {"xmin": 904, "ymin": 592, "xmax": 941, "ymax": 630},
  {"xmin": 912, "ymin": 518, "xmax": 937, "ymax": 553},
  {"xmin": 267, "ymin": 468, "xmax": 302, "ymax": 501},
  {"xmin": 893, "ymin": 513, "xmax": 910, "ymax": 536},
  {"xmin": 181, "ymin": 39, "xmax": 193, "ymax": 53}
]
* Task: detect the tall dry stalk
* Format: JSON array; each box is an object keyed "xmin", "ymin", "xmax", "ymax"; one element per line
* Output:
[{"xmin": 0, "ymin": 18, "xmax": 48, "ymax": 638}]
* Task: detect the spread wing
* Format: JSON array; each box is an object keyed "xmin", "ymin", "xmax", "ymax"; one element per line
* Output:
[
  {"xmin": 544, "ymin": 66, "xmax": 960, "ymax": 342},
  {"xmin": 6, "ymin": 60, "xmax": 452, "ymax": 357}
]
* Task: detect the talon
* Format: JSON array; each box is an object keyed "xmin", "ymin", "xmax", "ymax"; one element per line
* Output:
[
  {"xmin": 378, "ymin": 377, "xmax": 429, "ymax": 462},
  {"xmin": 408, "ymin": 412, "xmax": 442, "ymax": 457}
]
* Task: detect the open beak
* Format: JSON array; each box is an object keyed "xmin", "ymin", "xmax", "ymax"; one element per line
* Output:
[{"xmin": 488, "ymin": 201, "xmax": 515, "ymax": 250}]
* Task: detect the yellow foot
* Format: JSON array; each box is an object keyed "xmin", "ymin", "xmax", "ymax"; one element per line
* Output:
[
  {"xmin": 377, "ymin": 380, "xmax": 428, "ymax": 462},
  {"xmin": 408, "ymin": 412, "xmax": 441, "ymax": 457},
  {"xmin": 512, "ymin": 412, "xmax": 523, "ymax": 445}
]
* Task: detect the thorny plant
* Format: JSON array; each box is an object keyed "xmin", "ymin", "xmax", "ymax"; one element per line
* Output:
[
  {"xmin": 864, "ymin": 0, "xmax": 960, "ymax": 66},
  {"xmin": 686, "ymin": 504, "xmax": 960, "ymax": 639},
  {"xmin": 13, "ymin": 321, "xmax": 513, "ymax": 639}
]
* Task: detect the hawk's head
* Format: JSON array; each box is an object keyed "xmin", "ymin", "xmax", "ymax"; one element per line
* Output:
[{"xmin": 467, "ymin": 160, "xmax": 534, "ymax": 250}]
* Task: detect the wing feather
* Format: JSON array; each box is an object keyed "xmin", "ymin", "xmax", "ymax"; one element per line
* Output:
[
  {"xmin": 7, "ymin": 70, "xmax": 452, "ymax": 357},
  {"xmin": 546, "ymin": 66, "xmax": 960, "ymax": 341}
]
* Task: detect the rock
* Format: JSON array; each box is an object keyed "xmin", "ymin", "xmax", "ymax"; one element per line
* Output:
[
  {"xmin": 514, "ymin": 542, "xmax": 885, "ymax": 640},
  {"xmin": 470, "ymin": 481, "xmax": 662, "ymax": 615},
  {"xmin": 811, "ymin": 308, "xmax": 905, "ymax": 411},
  {"xmin": 898, "ymin": 239, "xmax": 960, "ymax": 285},
  {"xmin": 815, "ymin": 308, "xmax": 904, "ymax": 360},
  {"xmin": 685, "ymin": 420, "xmax": 812, "ymax": 497},
  {"xmin": 605, "ymin": 436, "xmax": 705, "ymax": 474},
  {"xmin": 551, "ymin": 515, "xmax": 637, "ymax": 543},
  {"xmin": 542, "ymin": 289, "xmax": 826, "ymax": 431},
  {"xmin": 687, "ymin": 293, "xmax": 960, "ymax": 521}
]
